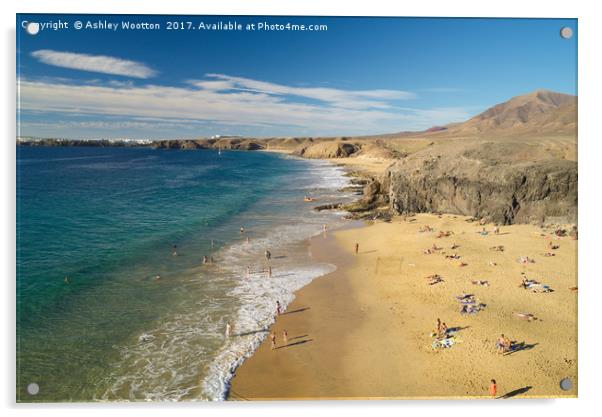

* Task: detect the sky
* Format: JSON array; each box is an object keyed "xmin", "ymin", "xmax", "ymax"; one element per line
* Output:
[{"xmin": 17, "ymin": 15, "xmax": 577, "ymax": 139}]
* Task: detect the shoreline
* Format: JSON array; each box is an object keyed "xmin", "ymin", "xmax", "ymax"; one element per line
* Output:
[{"xmin": 228, "ymin": 213, "xmax": 577, "ymax": 400}]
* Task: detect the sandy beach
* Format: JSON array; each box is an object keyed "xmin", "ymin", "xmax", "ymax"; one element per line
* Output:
[{"xmin": 229, "ymin": 213, "xmax": 577, "ymax": 400}]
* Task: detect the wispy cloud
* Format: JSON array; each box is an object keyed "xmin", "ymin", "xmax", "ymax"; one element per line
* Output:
[
  {"xmin": 18, "ymin": 74, "xmax": 470, "ymax": 137},
  {"xmin": 30, "ymin": 50, "xmax": 157, "ymax": 79},
  {"xmin": 189, "ymin": 74, "xmax": 416, "ymax": 110}
]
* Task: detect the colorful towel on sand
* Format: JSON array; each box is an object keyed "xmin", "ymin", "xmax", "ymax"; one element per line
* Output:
[{"xmin": 431, "ymin": 335, "xmax": 462, "ymax": 350}]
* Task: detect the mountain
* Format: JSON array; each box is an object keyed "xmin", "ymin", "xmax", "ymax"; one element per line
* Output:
[{"xmin": 432, "ymin": 89, "xmax": 576, "ymax": 137}]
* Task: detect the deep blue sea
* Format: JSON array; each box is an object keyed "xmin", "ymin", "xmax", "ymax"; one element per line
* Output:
[{"xmin": 16, "ymin": 146, "xmax": 353, "ymax": 401}]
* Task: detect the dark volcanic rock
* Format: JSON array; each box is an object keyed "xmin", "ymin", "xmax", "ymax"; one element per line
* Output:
[
  {"xmin": 384, "ymin": 141, "xmax": 577, "ymax": 225},
  {"xmin": 313, "ymin": 203, "xmax": 342, "ymax": 211}
]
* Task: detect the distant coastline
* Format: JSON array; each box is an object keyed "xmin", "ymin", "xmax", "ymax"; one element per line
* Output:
[{"xmin": 17, "ymin": 89, "xmax": 578, "ymax": 227}]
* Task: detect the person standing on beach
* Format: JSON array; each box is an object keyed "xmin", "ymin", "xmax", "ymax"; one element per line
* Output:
[
  {"xmin": 246, "ymin": 236, "xmax": 250, "ymax": 244},
  {"xmin": 441, "ymin": 322, "xmax": 448, "ymax": 338},
  {"xmin": 355, "ymin": 243, "xmax": 359, "ymax": 255},
  {"xmin": 211, "ymin": 239, "xmax": 215, "ymax": 249},
  {"xmin": 172, "ymin": 244, "xmax": 178, "ymax": 256},
  {"xmin": 270, "ymin": 332, "xmax": 277, "ymax": 350},
  {"xmin": 265, "ymin": 250, "xmax": 271, "ymax": 261},
  {"xmin": 267, "ymin": 266, "xmax": 272, "ymax": 278},
  {"xmin": 283, "ymin": 329, "xmax": 288, "ymax": 346},
  {"xmin": 489, "ymin": 379, "xmax": 497, "ymax": 398},
  {"xmin": 203, "ymin": 255, "xmax": 209, "ymax": 264},
  {"xmin": 225, "ymin": 322, "xmax": 232, "ymax": 338},
  {"xmin": 323, "ymin": 224, "xmax": 328, "ymax": 233},
  {"xmin": 240, "ymin": 227, "xmax": 245, "ymax": 234},
  {"xmin": 276, "ymin": 301, "xmax": 281, "ymax": 316}
]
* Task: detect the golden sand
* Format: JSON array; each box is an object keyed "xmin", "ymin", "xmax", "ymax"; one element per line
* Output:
[{"xmin": 229, "ymin": 214, "xmax": 577, "ymax": 400}]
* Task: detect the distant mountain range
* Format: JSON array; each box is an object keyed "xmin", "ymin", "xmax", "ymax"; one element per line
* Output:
[
  {"xmin": 420, "ymin": 89, "xmax": 576, "ymax": 138},
  {"xmin": 18, "ymin": 89, "xmax": 577, "ymax": 147}
]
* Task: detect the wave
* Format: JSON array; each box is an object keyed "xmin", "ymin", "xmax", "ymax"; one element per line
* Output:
[{"xmin": 98, "ymin": 158, "xmax": 353, "ymax": 401}]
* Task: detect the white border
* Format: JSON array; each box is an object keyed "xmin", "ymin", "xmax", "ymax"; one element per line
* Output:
[{"xmin": 2, "ymin": 1, "xmax": 601, "ymax": 417}]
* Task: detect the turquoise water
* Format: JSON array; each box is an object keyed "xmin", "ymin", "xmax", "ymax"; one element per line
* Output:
[{"xmin": 16, "ymin": 146, "xmax": 352, "ymax": 401}]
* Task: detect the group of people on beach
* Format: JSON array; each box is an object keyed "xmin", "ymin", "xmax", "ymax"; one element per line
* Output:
[
  {"xmin": 418, "ymin": 218, "xmax": 571, "ymax": 397},
  {"xmin": 435, "ymin": 318, "xmax": 449, "ymax": 339}
]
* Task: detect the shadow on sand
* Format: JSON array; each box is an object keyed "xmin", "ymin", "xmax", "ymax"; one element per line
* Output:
[
  {"xmin": 447, "ymin": 326, "xmax": 470, "ymax": 333},
  {"xmin": 276, "ymin": 339, "xmax": 313, "ymax": 349},
  {"xmin": 282, "ymin": 307, "xmax": 310, "ymax": 315},
  {"xmin": 504, "ymin": 342, "xmax": 539, "ymax": 356},
  {"xmin": 499, "ymin": 386, "xmax": 533, "ymax": 398}
]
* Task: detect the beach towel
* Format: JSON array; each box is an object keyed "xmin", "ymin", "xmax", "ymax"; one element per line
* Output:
[{"xmin": 431, "ymin": 336, "xmax": 462, "ymax": 350}]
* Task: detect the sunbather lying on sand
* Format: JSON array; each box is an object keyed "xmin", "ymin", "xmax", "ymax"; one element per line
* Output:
[
  {"xmin": 455, "ymin": 293, "xmax": 473, "ymax": 301},
  {"xmin": 425, "ymin": 274, "xmax": 444, "ymax": 285},
  {"xmin": 529, "ymin": 283, "xmax": 552, "ymax": 293},
  {"xmin": 513, "ymin": 312, "xmax": 537, "ymax": 321},
  {"xmin": 543, "ymin": 252, "xmax": 556, "ymax": 257},
  {"xmin": 445, "ymin": 253, "xmax": 461, "ymax": 260},
  {"xmin": 489, "ymin": 245, "xmax": 504, "ymax": 252},
  {"xmin": 517, "ymin": 256, "xmax": 535, "ymax": 264},
  {"xmin": 460, "ymin": 303, "xmax": 486, "ymax": 314},
  {"xmin": 520, "ymin": 278, "xmax": 551, "ymax": 292},
  {"xmin": 436, "ymin": 230, "xmax": 453, "ymax": 238},
  {"xmin": 419, "ymin": 225, "xmax": 434, "ymax": 233},
  {"xmin": 471, "ymin": 280, "xmax": 489, "ymax": 287},
  {"xmin": 519, "ymin": 277, "xmax": 538, "ymax": 289},
  {"xmin": 451, "ymin": 243, "xmax": 459, "ymax": 250},
  {"xmin": 459, "ymin": 262, "xmax": 468, "ymax": 267},
  {"xmin": 488, "ymin": 261, "xmax": 497, "ymax": 267}
]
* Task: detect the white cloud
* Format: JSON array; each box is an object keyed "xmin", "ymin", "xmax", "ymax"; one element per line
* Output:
[
  {"xmin": 189, "ymin": 74, "xmax": 416, "ymax": 110},
  {"xmin": 30, "ymin": 50, "xmax": 157, "ymax": 79},
  {"xmin": 18, "ymin": 75, "xmax": 470, "ymax": 137}
]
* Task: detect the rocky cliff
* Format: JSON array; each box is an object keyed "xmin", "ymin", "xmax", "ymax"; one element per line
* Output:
[{"xmin": 383, "ymin": 140, "xmax": 577, "ymax": 225}]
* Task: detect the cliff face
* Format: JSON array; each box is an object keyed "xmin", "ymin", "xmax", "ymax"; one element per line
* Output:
[
  {"xmin": 151, "ymin": 138, "xmax": 265, "ymax": 150},
  {"xmin": 383, "ymin": 140, "xmax": 577, "ymax": 225},
  {"xmin": 293, "ymin": 141, "xmax": 359, "ymax": 158}
]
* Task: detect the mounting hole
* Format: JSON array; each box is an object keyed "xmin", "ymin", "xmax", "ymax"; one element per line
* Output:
[
  {"xmin": 560, "ymin": 27, "xmax": 573, "ymax": 40},
  {"xmin": 559, "ymin": 377, "xmax": 573, "ymax": 391},
  {"xmin": 26, "ymin": 22, "xmax": 40, "ymax": 36},
  {"xmin": 27, "ymin": 382, "xmax": 40, "ymax": 395}
]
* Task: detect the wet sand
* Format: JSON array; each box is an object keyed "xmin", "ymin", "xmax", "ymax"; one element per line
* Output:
[{"xmin": 228, "ymin": 213, "xmax": 577, "ymax": 400}]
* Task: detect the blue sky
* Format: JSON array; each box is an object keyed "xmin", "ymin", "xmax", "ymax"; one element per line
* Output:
[{"xmin": 17, "ymin": 15, "xmax": 577, "ymax": 139}]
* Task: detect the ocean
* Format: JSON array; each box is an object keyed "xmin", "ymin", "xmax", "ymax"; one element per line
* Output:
[{"xmin": 16, "ymin": 146, "xmax": 354, "ymax": 401}]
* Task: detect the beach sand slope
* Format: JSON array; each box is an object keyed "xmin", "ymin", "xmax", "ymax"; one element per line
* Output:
[{"xmin": 229, "ymin": 214, "xmax": 577, "ymax": 400}]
